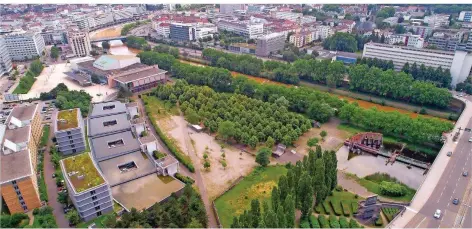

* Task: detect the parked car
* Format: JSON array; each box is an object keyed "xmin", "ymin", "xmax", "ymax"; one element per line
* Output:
[
  {"xmin": 469, "ymin": 137, "xmax": 472, "ymax": 142},
  {"xmin": 447, "ymin": 151, "xmax": 452, "ymax": 157},
  {"xmin": 434, "ymin": 209, "xmax": 441, "ymax": 218},
  {"xmin": 452, "ymin": 198, "xmax": 460, "ymax": 205},
  {"xmin": 52, "ymin": 173, "xmax": 56, "ymax": 178},
  {"xmin": 463, "ymin": 171, "xmax": 469, "ymax": 177}
]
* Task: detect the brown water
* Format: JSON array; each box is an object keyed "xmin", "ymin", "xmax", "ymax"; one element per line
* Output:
[
  {"xmin": 109, "ymin": 45, "xmax": 141, "ymax": 56},
  {"xmin": 90, "ymin": 26, "xmax": 123, "ymax": 40}
]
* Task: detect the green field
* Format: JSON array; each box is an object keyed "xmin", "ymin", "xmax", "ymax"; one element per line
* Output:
[{"xmin": 214, "ymin": 166, "xmax": 287, "ymax": 228}]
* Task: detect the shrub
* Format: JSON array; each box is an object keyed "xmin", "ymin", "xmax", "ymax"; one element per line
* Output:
[
  {"xmin": 375, "ymin": 217, "xmax": 383, "ymax": 226},
  {"xmin": 341, "ymin": 200, "xmax": 351, "ymax": 216},
  {"xmin": 153, "ymin": 150, "xmax": 166, "ymax": 159},
  {"xmin": 351, "ymin": 202, "xmax": 358, "ymax": 214},
  {"xmin": 314, "ymin": 204, "xmax": 323, "ymax": 214},
  {"xmin": 339, "ymin": 216, "xmax": 349, "ymax": 228},
  {"xmin": 379, "ymin": 181, "xmax": 406, "ymax": 197},
  {"xmin": 175, "ymin": 173, "xmax": 195, "ymax": 185},
  {"xmin": 323, "ymin": 201, "xmax": 332, "ymax": 214},
  {"xmin": 349, "ymin": 218, "xmax": 360, "ymax": 228},
  {"xmin": 382, "ymin": 207, "xmax": 400, "ymax": 222},
  {"xmin": 310, "ymin": 215, "xmax": 320, "ymax": 228},
  {"xmin": 318, "ymin": 215, "xmax": 330, "ymax": 228},
  {"xmin": 330, "ymin": 200, "xmax": 343, "ymax": 216},
  {"xmin": 12, "ymin": 73, "xmax": 36, "ymax": 94},
  {"xmin": 329, "ymin": 214, "xmax": 340, "ymax": 228},
  {"xmin": 300, "ymin": 219, "xmax": 310, "ymax": 228},
  {"xmin": 335, "ymin": 185, "xmax": 343, "ymax": 191}
]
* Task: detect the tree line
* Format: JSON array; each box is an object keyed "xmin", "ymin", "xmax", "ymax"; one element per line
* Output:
[
  {"xmin": 231, "ymin": 146, "xmax": 338, "ymax": 227},
  {"xmin": 402, "ymin": 62, "xmax": 452, "ymax": 88},
  {"xmin": 139, "ymin": 51, "xmax": 453, "ymax": 146},
  {"xmin": 154, "ymin": 81, "xmax": 312, "ymax": 147},
  {"xmin": 203, "ymin": 48, "xmax": 264, "ymax": 76},
  {"xmin": 349, "ymin": 64, "xmax": 452, "ymax": 108},
  {"xmin": 322, "ymin": 32, "xmax": 358, "ymax": 53},
  {"xmin": 357, "ymin": 57, "xmax": 394, "ymax": 71}
]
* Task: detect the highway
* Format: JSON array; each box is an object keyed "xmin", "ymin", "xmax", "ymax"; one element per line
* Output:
[{"xmin": 404, "ymin": 94, "xmax": 472, "ymax": 228}]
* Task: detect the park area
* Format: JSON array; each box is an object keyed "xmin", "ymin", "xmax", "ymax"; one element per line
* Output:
[{"xmin": 214, "ymin": 166, "xmax": 288, "ymax": 228}]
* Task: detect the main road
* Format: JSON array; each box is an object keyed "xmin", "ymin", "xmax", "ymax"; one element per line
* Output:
[{"xmin": 390, "ymin": 93, "xmax": 472, "ymax": 228}]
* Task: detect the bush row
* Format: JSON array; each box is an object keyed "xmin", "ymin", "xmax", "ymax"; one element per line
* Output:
[
  {"xmin": 382, "ymin": 207, "xmax": 400, "ymax": 222},
  {"xmin": 175, "ymin": 173, "xmax": 195, "ymax": 185}
]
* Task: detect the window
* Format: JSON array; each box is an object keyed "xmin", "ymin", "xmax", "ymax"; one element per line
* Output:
[
  {"xmin": 67, "ymin": 131, "xmax": 71, "ymax": 135},
  {"xmin": 90, "ymin": 190, "xmax": 96, "ymax": 195},
  {"xmin": 107, "ymin": 139, "xmax": 124, "ymax": 148},
  {"xmin": 96, "ymin": 211, "xmax": 102, "ymax": 216},
  {"xmin": 103, "ymin": 105, "xmax": 115, "ymax": 110},
  {"xmin": 71, "ymin": 144, "xmax": 75, "ymax": 148},
  {"xmin": 22, "ymin": 206, "xmax": 28, "ymax": 211},
  {"xmin": 19, "ymin": 196, "xmax": 23, "ymax": 200},
  {"xmin": 103, "ymin": 120, "xmax": 117, "ymax": 127},
  {"xmin": 92, "ymin": 196, "xmax": 97, "ymax": 201},
  {"xmin": 95, "ymin": 206, "xmax": 100, "ymax": 211},
  {"xmin": 72, "ymin": 149, "xmax": 76, "ymax": 153},
  {"xmin": 20, "ymin": 200, "xmax": 25, "ymax": 206},
  {"xmin": 118, "ymin": 161, "xmax": 137, "ymax": 172},
  {"xmin": 93, "ymin": 201, "xmax": 99, "ymax": 206},
  {"xmin": 14, "ymin": 186, "xmax": 19, "ymax": 190},
  {"xmin": 69, "ymin": 140, "xmax": 74, "ymax": 144},
  {"xmin": 11, "ymin": 180, "xmax": 16, "ymax": 185},
  {"xmin": 16, "ymin": 191, "xmax": 21, "ymax": 195}
]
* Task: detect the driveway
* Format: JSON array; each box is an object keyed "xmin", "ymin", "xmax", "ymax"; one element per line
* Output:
[{"xmin": 43, "ymin": 121, "xmax": 69, "ymax": 228}]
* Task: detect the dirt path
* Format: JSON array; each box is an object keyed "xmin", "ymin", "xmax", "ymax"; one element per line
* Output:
[{"xmin": 43, "ymin": 122, "xmax": 69, "ymax": 228}]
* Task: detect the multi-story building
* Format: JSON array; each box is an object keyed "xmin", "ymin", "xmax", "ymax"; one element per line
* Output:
[
  {"xmin": 193, "ymin": 24, "xmax": 217, "ymax": 40},
  {"xmin": 68, "ymin": 28, "xmax": 92, "ymax": 57},
  {"xmin": 94, "ymin": 12, "xmax": 115, "ymax": 27},
  {"xmin": 386, "ymin": 33, "xmax": 424, "ymax": 48},
  {"xmin": 428, "ymin": 30, "xmax": 471, "ymax": 52},
  {"xmin": 155, "ymin": 23, "xmax": 170, "ymax": 38},
  {"xmin": 74, "ymin": 16, "xmax": 97, "ymax": 30},
  {"xmin": 289, "ymin": 33, "xmax": 305, "ymax": 48},
  {"xmin": 169, "ymin": 23, "xmax": 194, "ymax": 41},
  {"xmin": 60, "ymin": 152, "xmax": 113, "ymax": 221},
  {"xmin": 2, "ymin": 30, "xmax": 45, "ymax": 61},
  {"xmin": 318, "ymin": 25, "xmax": 334, "ymax": 40},
  {"xmin": 113, "ymin": 10, "xmax": 133, "ymax": 21},
  {"xmin": 271, "ymin": 11, "xmax": 303, "ymax": 22},
  {"xmin": 54, "ymin": 108, "xmax": 86, "ymax": 155},
  {"xmin": 255, "ymin": 32, "xmax": 285, "ymax": 57},
  {"xmin": 362, "ymin": 42, "xmax": 472, "ymax": 86},
  {"xmin": 219, "ymin": 4, "xmax": 246, "ymax": 14},
  {"xmin": 0, "ymin": 37, "xmax": 13, "ymax": 76},
  {"xmin": 217, "ymin": 19, "xmax": 264, "ymax": 39},
  {"xmin": 405, "ymin": 25, "xmax": 434, "ymax": 38},
  {"xmin": 458, "ymin": 11, "xmax": 472, "ymax": 22},
  {"xmin": 424, "ymin": 14, "xmax": 450, "ymax": 28},
  {"xmin": 1, "ymin": 104, "xmax": 42, "ymax": 213},
  {"xmin": 41, "ymin": 29, "xmax": 68, "ymax": 45}
]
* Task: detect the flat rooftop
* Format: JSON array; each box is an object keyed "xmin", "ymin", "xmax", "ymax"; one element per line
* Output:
[
  {"xmin": 4, "ymin": 126, "xmax": 30, "ymax": 143},
  {"xmin": 56, "ymin": 109, "xmax": 79, "ymax": 131},
  {"xmin": 62, "ymin": 152, "xmax": 105, "ymax": 193},
  {"xmin": 89, "ymin": 101, "xmax": 127, "ymax": 118},
  {"xmin": 111, "ymin": 174, "xmax": 184, "ymax": 211},
  {"xmin": 0, "ymin": 149, "xmax": 32, "ymax": 184},
  {"xmin": 9, "ymin": 104, "xmax": 37, "ymax": 121},
  {"xmin": 88, "ymin": 113, "xmax": 130, "ymax": 137},
  {"xmin": 90, "ymin": 131, "xmax": 141, "ymax": 161},
  {"xmin": 97, "ymin": 151, "xmax": 155, "ymax": 186},
  {"xmin": 113, "ymin": 67, "xmax": 167, "ymax": 84},
  {"xmin": 77, "ymin": 60, "xmax": 148, "ymax": 78}
]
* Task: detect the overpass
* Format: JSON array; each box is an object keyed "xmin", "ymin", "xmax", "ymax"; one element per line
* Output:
[{"xmin": 90, "ymin": 34, "xmax": 147, "ymax": 43}]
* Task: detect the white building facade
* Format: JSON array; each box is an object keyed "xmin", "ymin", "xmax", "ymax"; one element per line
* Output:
[
  {"xmin": 2, "ymin": 31, "xmax": 45, "ymax": 61},
  {"xmin": 0, "ymin": 37, "xmax": 13, "ymax": 75},
  {"xmin": 217, "ymin": 20, "xmax": 264, "ymax": 39},
  {"xmin": 68, "ymin": 29, "xmax": 92, "ymax": 57}
]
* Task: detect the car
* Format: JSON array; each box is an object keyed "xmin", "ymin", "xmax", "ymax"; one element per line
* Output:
[
  {"xmin": 453, "ymin": 198, "xmax": 460, "ymax": 205},
  {"xmin": 469, "ymin": 137, "xmax": 472, "ymax": 142},
  {"xmin": 447, "ymin": 151, "xmax": 452, "ymax": 157},
  {"xmin": 52, "ymin": 173, "xmax": 56, "ymax": 178},
  {"xmin": 463, "ymin": 171, "xmax": 469, "ymax": 177},
  {"xmin": 434, "ymin": 209, "xmax": 441, "ymax": 218}
]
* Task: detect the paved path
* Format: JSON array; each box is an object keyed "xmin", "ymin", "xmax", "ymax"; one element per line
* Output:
[{"xmin": 43, "ymin": 121, "xmax": 69, "ymax": 228}]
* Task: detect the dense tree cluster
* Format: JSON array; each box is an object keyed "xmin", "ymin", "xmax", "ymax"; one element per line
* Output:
[
  {"xmin": 456, "ymin": 76, "xmax": 472, "ymax": 95},
  {"xmin": 137, "ymin": 51, "xmax": 177, "ymax": 70},
  {"xmin": 349, "ymin": 64, "xmax": 452, "ymax": 108},
  {"xmin": 56, "ymin": 90, "xmax": 92, "ymax": 116},
  {"xmin": 171, "ymin": 62, "xmax": 233, "ymax": 92},
  {"xmin": 231, "ymin": 146, "xmax": 338, "ymax": 227},
  {"xmin": 50, "ymin": 46, "xmax": 60, "ymax": 60},
  {"xmin": 152, "ymin": 44, "xmax": 180, "ymax": 58},
  {"xmin": 322, "ymin": 32, "xmax": 358, "ymax": 53},
  {"xmin": 294, "ymin": 59, "xmax": 347, "ymax": 87},
  {"xmin": 126, "ymin": 36, "xmax": 150, "ymax": 50},
  {"xmin": 154, "ymin": 81, "xmax": 311, "ymax": 146},
  {"xmin": 376, "ymin": 7, "xmax": 396, "ymax": 18},
  {"xmin": 203, "ymin": 48, "xmax": 264, "ymax": 76},
  {"xmin": 431, "ymin": 4, "xmax": 472, "ymax": 14},
  {"xmin": 357, "ymin": 57, "xmax": 394, "ymax": 70},
  {"xmin": 0, "ymin": 213, "xmax": 29, "ymax": 228},
  {"xmin": 40, "ymin": 83, "xmax": 68, "ymax": 100},
  {"xmin": 402, "ymin": 62, "xmax": 452, "ymax": 88},
  {"xmin": 339, "ymin": 103, "xmax": 453, "ymax": 145},
  {"xmin": 107, "ymin": 185, "xmax": 207, "ymax": 228}
]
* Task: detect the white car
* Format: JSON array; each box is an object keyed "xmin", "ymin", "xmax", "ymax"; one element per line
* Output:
[
  {"xmin": 469, "ymin": 137, "xmax": 472, "ymax": 142},
  {"xmin": 434, "ymin": 209, "xmax": 441, "ymax": 219}
]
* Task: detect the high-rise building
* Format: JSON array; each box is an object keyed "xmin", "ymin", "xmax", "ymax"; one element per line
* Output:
[
  {"xmin": 458, "ymin": 11, "xmax": 472, "ymax": 22},
  {"xmin": 169, "ymin": 23, "xmax": 194, "ymax": 41},
  {"xmin": 2, "ymin": 30, "xmax": 45, "ymax": 61},
  {"xmin": 68, "ymin": 28, "xmax": 92, "ymax": 57},
  {"xmin": 0, "ymin": 37, "xmax": 13, "ymax": 76},
  {"xmin": 1, "ymin": 105, "xmax": 42, "ymax": 213},
  {"xmin": 256, "ymin": 32, "xmax": 285, "ymax": 57},
  {"xmin": 362, "ymin": 42, "xmax": 472, "ymax": 86},
  {"xmin": 217, "ymin": 19, "xmax": 264, "ymax": 39},
  {"xmin": 219, "ymin": 4, "xmax": 246, "ymax": 14},
  {"xmin": 54, "ymin": 108, "xmax": 86, "ymax": 155},
  {"xmin": 41, "ymin": 29, "xmax": 68, "ymax": 45}
]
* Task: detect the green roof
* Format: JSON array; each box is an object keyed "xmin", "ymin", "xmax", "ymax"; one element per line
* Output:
[
  {"xmin": 62, "ymin": 152, "xmax": 105, "ymax": 193},
  {"xmin": 57, "ymin": 109, "xmax": 79, "ymax": 131}
]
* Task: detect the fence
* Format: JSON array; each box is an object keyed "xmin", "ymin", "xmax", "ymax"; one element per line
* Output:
[{"xmin": 212, "ymin": 176, "xmax": 245, "ymax": 228}]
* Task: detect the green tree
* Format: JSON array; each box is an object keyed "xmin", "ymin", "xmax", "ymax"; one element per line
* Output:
[
  {"xmin": 218, "ymin": 120, "xmax": 235, "ymax": 140},
  {"xmin": 320, "ymin": 130, "xmax": 328, "ymax": 141},
  {"xmin": 187, "ymin": 218, "xmax": 203, "ymax": 228},
  {"xmin": 249, "ymin": 135, "xmax": 258, "ymax": 149},
  {"xmin": 256, "ymin": 147, "xmax": 271, "ymax": 167},
  {"xmin": 307, "ymin": 137, "xmax": 319, "ymax": 147},
  {"xmin": 313, "ymin": 159, "xmax": 327, "ymax": 204},
  {"xmin": 203, "ymin": 160, "xmax": 211, "ymax": 171},
  {"xmin": 284, "ymin": 194, "xmax": 296, "ymax": 227},
  {"xmin": 66, "ymin": 210, "xmax": 80, "ymax": 225},
  {"xmin": 102, "ymin": 41, "xmax": 111, "ymax": 50},
  {"xmin": 298, "ymin": 172, "xmax": 314, "ymax": 219},
  {"xmin": 50, "ymin": 46, "xmax": 60, "ymax": 59},
  {"xmin": 29, "ymin": 59, "xmax": 44, "ymax": 76},
  {"xmin": 265, "ymin": 136, "xmax": 275, "ymax": 148},
  {"xmin": 57, "ymin": 192, "xmax": 68, "ymax": 204}
]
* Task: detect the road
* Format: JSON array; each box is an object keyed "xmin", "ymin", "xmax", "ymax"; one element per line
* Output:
[{"xmin": 391, "ymin": 94, "xmax": 472, "ymax": 228}]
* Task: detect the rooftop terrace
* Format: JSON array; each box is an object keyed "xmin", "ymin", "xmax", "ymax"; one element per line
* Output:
[
  {"xmin": 62, "ymin": 152, "xmax": 105, "ymax": 193},
  {"xmin": 57, "ymin": 109, "xmax": 79, "ymax": 131}
]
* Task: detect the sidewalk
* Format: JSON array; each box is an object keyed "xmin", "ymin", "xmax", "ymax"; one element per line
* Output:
[{"xmin": 389, "ymin": 98, "xmax": 472, "ymax": 228}]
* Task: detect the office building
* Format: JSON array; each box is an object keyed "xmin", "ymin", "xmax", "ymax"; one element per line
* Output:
[
  {"xmin": 405, "ymin": 25, "xmax": 434, "ymax": 38},
  {"xmin": 193, "ymin": 24, "xmax": 217, "ymax": 40},
  {"xmin": 41, "ymin": 29, "xmax": 68, "ymax": 45},
  {"xmin": 68, "ymin": 28, "xmax": 92, "ymax": 57},
  {"xmin": 60, "ymin": 152, "xmax": 113, "ymax": 221},
  {"xmin": 0, "ymin": 37, "xmax": 13, "ymax": 76},
  {"xmin": 1, "ymin": 105, "xmax": 42, "ymax": 213},
  {"xmin": 2, "ymin": 30, "xmax": 45, "ymax": 61},
  {"xmin": 271, "ymin": 11, "xmax": 303, "ymax": 21},
  {"xmin": 155, "ymin": 23, "xmax": 170, "ymax": 38},
  {"xmin": 217, "ymin": 19, "xmax": 264, "ymax": 39},
  {"xmin": 256, "ymin": 32, "xmax": 285, "ymax": 57},
  {"xmin": 54, "ymin": 108, "xmax": 86, "ymax": 155},
  {"xmin": 220, "ymin": 4, "xmax": 246, "ymax": 14},
  {"xmin": 362, "ymin": 42, "xmax": 472, "ymax": 86},
  {"xmin": 113, "ymin": 10, "xmax": 133, "ymax": 21},
  {"xmin": 424, "ymin": 14, "xmax": 450, "ymax": 28},
  {"xmin": 169, "ymin": 23, "xmax": 194, "ymax": 41},
  {"xmin": 74, "ymin": 16, "xmax": 97, "ymax": 30},
  {"xmin": 458, "ymin": 11, "xmax": 472, "ymax": 22}
]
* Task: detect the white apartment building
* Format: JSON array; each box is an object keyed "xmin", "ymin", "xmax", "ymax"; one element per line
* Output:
[
  {"xmin": 387, "ymin": 34, "xmax": 407, "ymax": 45},
  {"xmin": 0, "ymin": 37, "xmax": 13, "ymax": 75},
  {"xmin": 220, "ymin": 4, "xmax": 246, "ymax": 14},
  {"xmin": 387, "ymin": 33, "xmax": 424, "ymax": 48},
  {"xmin": 289, "ymin": 33, "xmax": 305, "ymax": 48},
  {"xmin": 74, "ymin": 16, "xmax": 97, "ymax": 30},
  {"xmin": 68, "ymin": 28, "xmax": 92, "ymax": 57},
  {"xmin": 272, "ymin": 11, "xmax": 303, "ymax": 22},
  {"xmin": 406, "ymin": 35, "xmax": 424, "ymax": 48},
  {"xmin": 317, "ymin": 25, "xmax": 333, "ymax": 40},
  {"xmin": 301, "ymin": 16, "xmax": 317, "ymax": 24},
  {"xmin": 217, "ymin": 20, "xmax": 264, "ymax": 39},
  {"xmin": 155, "ymin": 23, "xmax": 170, "ymax": 38},
  {"xmin": 194, "ymin": 24, "xmax": 217, "ymax": 40},
  {"xmin": 2, "ymin": 30, "xmax": 45, "ymax": 61},
  {"xmin": 362, "ymin": 42, "xmax": 472, "ymax": 86},
  {"xmin": 458, "ymin": 11, "xmax": 472, "ymax": 22},
  {"xmin": 113, "ymin": 10, "xmax": 133, "ymax": 21},
  {"xmin": 94, "ymin": 12, "xmax": 114, "ymax": 27},
  {"xmin": 424, "ymin": 14, "xmax": 450, "ymax": 28}
]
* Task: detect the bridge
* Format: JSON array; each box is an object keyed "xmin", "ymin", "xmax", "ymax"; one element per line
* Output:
[{"xmin": 90, "ymin": 34, "xmax": 147, "ymax": 43}]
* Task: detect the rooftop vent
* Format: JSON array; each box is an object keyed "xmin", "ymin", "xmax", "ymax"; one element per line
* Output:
[{"xmin": 77, "ymin": 174, "xmax": 85, "ymax": 180}]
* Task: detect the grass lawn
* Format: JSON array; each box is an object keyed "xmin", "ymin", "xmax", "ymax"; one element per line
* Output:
[
  {"xmin": 215, "ymin": 166, "xmax": 288, "ymax": 228},
  {"xmin": 38, "ymin": 170, "xmax": 48, "ymax": 202},
  {"xmin": 76, "ymin": 213, "xmax": 114, "ymax": 228},
  {"xmin": 142, "ymin": 94, "xmax": 179, "ymax": 119},
  {"xmin": 347, "ymin": 173, "xmax": 416, "ymax": 202},
  {"xmin": 40, "ymin": 125, "xmax": 50, "ymax": 147},
  {"xmin": 84, "ymin": 125, "xmax": 90, "ymax": 152}
]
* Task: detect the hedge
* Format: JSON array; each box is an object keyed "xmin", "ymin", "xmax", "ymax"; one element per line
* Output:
[
  {"xmin": 379, "ymin": 181, "xmax": 406, "ymax": 197},
  {"xmin": 318, "ymin": 215, "xmax": 330, "ymax": 228},
  {"xmin": 341, "ymin": 200, "xmax": 351, "ymax": 216},
  {"xmin": 330, "ymin": 200, "xmax": 343, "ymax": 216},
  {"xmin": 300, "ymin": 219, "xmax": 310, "ymax": 228},
  {"xmin": 175, "ymin": 173, "xmax": 195, "ymax": 185},
  {"xmin": 375, "ymin": 217, "xmax": 383, "ymax": 226},
  {"xmin": 309, "ymin": 215, "xmax": 320, "ymax": 228},
  {"xmin": 315, "ymin": 204, "xmax": 323, "ymax": 214},
  {"xmin": 339, "ymin": 216, "xmax": 349, "ymax": 228},
  {"xmin": 12, "ymin": 73, "xmax": 36, "ymax": 94},
  {"xmin": 329, "ymin": 214, "xmax": 340, "ymax": 228},
  {"xmin": 146, "ymin": 110, "xmax": 195, "ymax": 172},
  {"xmin": 351, "ymin": 202, "xmax": 359, "ymax": 214},
  {"xmin": 349, "ymin": 218, "xmax": 360, "ymax": 228},
  {"xmin": 382, "ymin": 207, "xmax": 400, "ymax": 222},
  {"xmin": 323, "ymin": 201, "xmax": 332, "ymax": 214}
]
